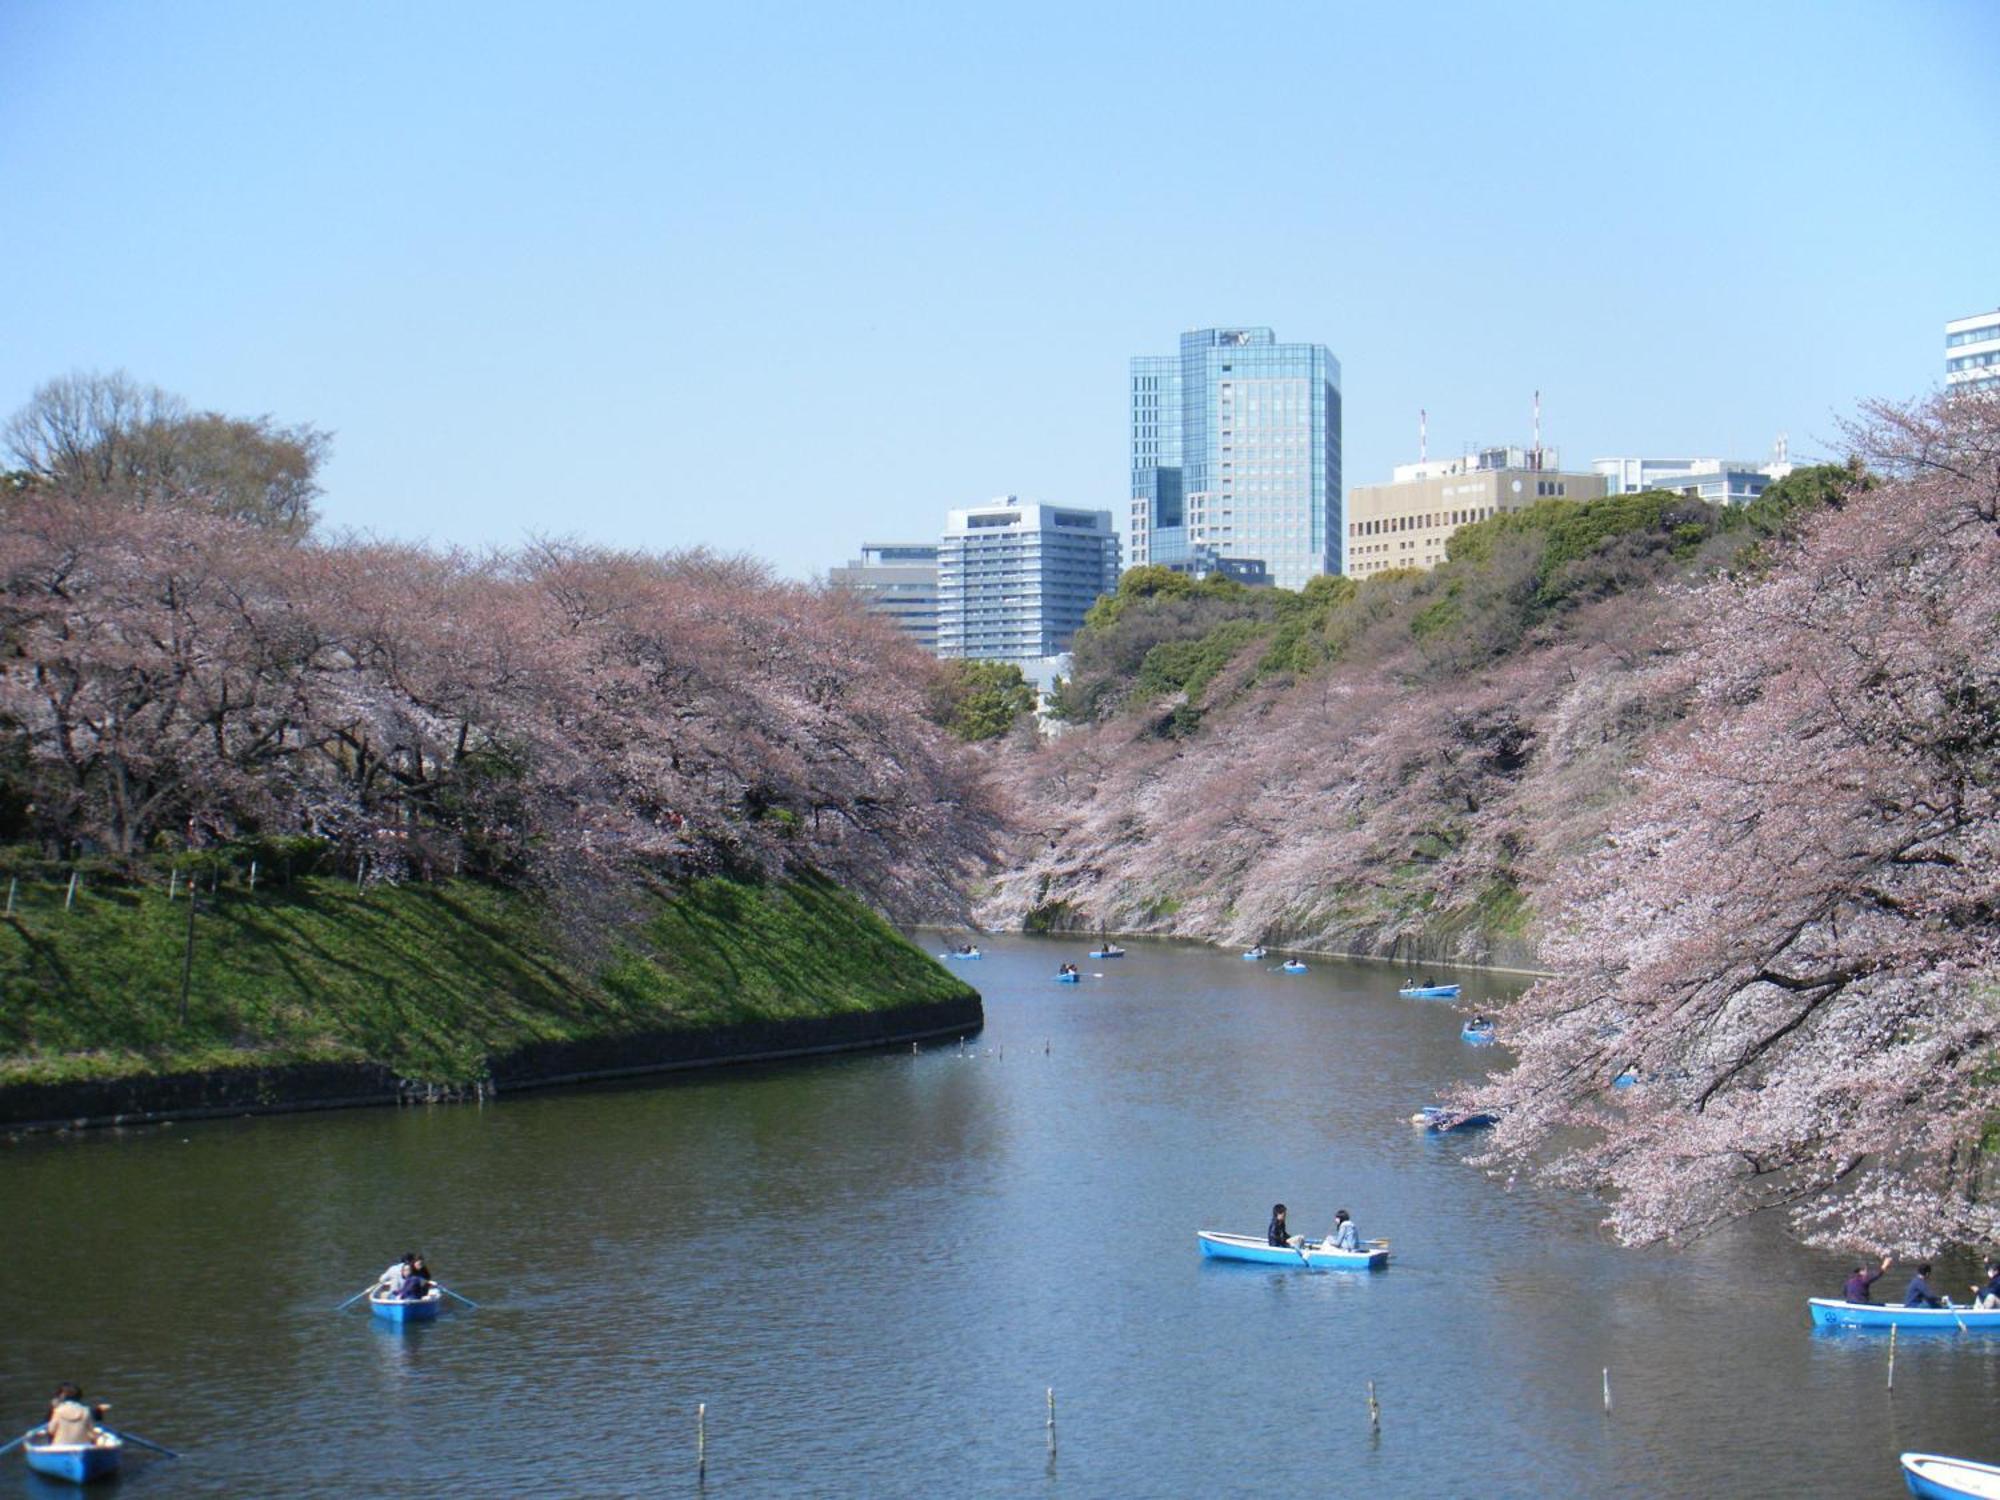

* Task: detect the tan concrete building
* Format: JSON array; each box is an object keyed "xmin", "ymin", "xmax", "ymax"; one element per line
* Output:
[{"xmin": 1345, "ymin": 446, "xmax": 1608, "ymax": 576}]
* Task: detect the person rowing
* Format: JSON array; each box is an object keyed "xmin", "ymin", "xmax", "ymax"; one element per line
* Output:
[{"xmin": 35, "ymin": 1383, "xmax": 110, "ymax": 1449}]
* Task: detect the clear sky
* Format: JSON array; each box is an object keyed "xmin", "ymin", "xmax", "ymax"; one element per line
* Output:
[{"xmin": 4, "ymin": 0, "xmax": 1995, "ymax": 578}]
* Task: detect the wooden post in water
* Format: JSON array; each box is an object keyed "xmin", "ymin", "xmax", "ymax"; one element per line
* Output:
[
  {"xmin": 1887, "ymin": 1325, "xmax": 1897, "ymax": 1390},
  {"xmin": 1601, "ymin": 1367, "xmax": 1612, "ymax": 1414},
  {"xmin": 696, "ymin": 1402, "xmax": 706, "ymax": 1480},
  {"xmin": 1367, "ymin": 1379, "xmax": 1380, "ymax": 1434},
  {"xmin": 65, "ymin": 871, "xmax": 77, "ymax": 911},
  {"xmin": 1046, "ymin": 1387, "xmax": 1056, "ymax": 1455}
]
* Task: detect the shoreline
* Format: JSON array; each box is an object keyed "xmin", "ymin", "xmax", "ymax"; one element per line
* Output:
[
  {"xmin": 920, "ymin": 925, "xmax": 1556, "ymax": 980},
  {"xmin": 0, "ymin": 994, "xmax": 984, "ymax": 1138}
]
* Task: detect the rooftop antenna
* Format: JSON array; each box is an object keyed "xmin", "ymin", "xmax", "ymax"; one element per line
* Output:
[
  {"xmin": 1774, "ymin": 431, "xmax": 1790, "ymax": 465},
  {"xmin": 1419, "ymin": 408, "xmax": 1428, "ymax": 464},
  {"xmin": 1532, "ymin": 390, "xmax": 1543, "ymax": 470}
]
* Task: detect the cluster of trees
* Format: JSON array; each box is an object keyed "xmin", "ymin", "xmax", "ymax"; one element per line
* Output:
[
  {"xmin": 1463, "ymin": 393, "xmax": 1999, "ymax": 1250},
  {"xmin": 990, "ymin": 394, "xmax": 1997, "ymax": 1248},
  {"xmin": 0, "ymin": 374, "xmax": 997, "ymax": 921}
]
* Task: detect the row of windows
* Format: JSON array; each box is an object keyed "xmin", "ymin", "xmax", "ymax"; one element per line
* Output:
[
  {"xmin": 1946, "ymin": 325, "xmax": 2000, "ymax": 348},
  {"xmin": 1948, "ymin": 350, "xmax": 2000, "ymax": 373},
  {"xmin": 1350, "ymin": 506, "xmax": 1494, "ymax": 537}
]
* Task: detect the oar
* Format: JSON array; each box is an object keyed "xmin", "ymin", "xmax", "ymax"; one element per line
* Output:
[
  {"xmin": 0, "ymin": 1427, "xmax": 41, "ymax": 1457},
  {"xmin": 334, "ymin": 1282, "xmax": 380, "ymax": 1312},
  {"xmin": 101, "ymin": 1427, "xmax": 179, "ymax": 1459},
  {"xmin": 437, "ymin": 1284, "xmax": 480, "ymax": 1309}
]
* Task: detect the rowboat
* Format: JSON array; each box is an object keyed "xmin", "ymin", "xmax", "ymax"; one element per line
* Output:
[
  {"xmin": 22, "ymin": 1435, "xmax": 122, "ymax": 1484},
  {"xmin": 370, "ymin": 1287, "xmax": 443, "ymax": 1323},
  {"xmin": 1197, "ymin": 1230, "xmax": 1389, "ymax": 1270},
  {"xmin": 1461, "ymin": 1020, "xmax": 1496, "ymax": 1045},
  {"xmin": 1281, "ymin": 961, "xmax": 1308, "ymax": 974},
  {"xmin": 1612, "ymin": 1069, "xmax": 1640, "ymax": 1088},
  {"xmin": 1088, "ymin": 945, "xmax": 1125, "ymax": 958},
  {"xmin": 1242, "ymin": 947, "xmax": 1267, "ymax": 961},
  {"xmin": 1808, "ymin": 1298, "xmax": 2000, "ymax": 1331},
  {"xmin": 1055, "ymin": 972, "xmax": 1080, "ymax": 984},
  {"xmin": 1399, "ymin": 983, "xmax": 1461, "ymax": 999},
  {"xmin": 941, "ymin": 949, "xmax": 982, "ymax": 960},
  {"xmin": 1902, "ymin": 1453, "xmax": 2000, "ymax": 1499},
  {"xmin": 1411, "ymin": 1105, "xmax": 1498, "ymax": 1132}
]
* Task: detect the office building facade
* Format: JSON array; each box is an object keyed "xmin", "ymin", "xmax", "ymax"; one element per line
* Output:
[
  {"xmin": 1593, "ymin": 448, "xmax": 1795, "ymax": 506},
  {"xmin": 1130, "ymin": 326, "xmax": 1342, "ymax": 591},
  {"xmin": 1947, "ymin": 308, "xmax": 2000, "ymax": 396},
  {"xmin": 936, "ymin": 498, "xmax": 1120, "ymax": 683},
  {"xmin": 1347, "ymin": 447, "xmax": 1607, "ymax": 577},
  {"xmin": 827, "ymin": 542, "xmax": 941, "ymax": 652}
]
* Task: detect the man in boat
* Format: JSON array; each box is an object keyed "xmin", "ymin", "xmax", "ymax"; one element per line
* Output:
[
  {"xmin": 1904, "ymin": 1262, "xmax": 1949, "ymax": 1308},
  {"xmin": 39, "ymin": 1384, "xmax": 107, "ymax": 1447},
  {"xmin": 1267, "ymin": 1204, "xmax": 1301, "ymax": 1248},
  {"xmin": 1971, "ymin": 1261, "xmax": 2000, "ymax": 1309},
  {"xmin": 1843, "ymin": 1253, "xmax": 1893, "ymax": 1303},
  {"xmin": 1324, "ymin": 1209, "xmax": 1360, "ymax": 1253}
]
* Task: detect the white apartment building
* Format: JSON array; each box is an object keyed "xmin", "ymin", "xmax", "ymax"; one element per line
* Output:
[
  {"xmin": 1947, "ymin": 308, "xmax": 2000, "ymax": 396},
  {"xmin": 1593, "ymin": 445, "xmax": 1796, "ymax": 507},
  {"xmin": 936, "ymin": 498, "xmax": 1119, "ymax": 685}
]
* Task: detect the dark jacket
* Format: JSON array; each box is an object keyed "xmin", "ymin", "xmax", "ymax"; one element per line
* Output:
[
  {"xmin": 1904, "ymin": 1274, "xmax": 1946, "ymax": 1309},
  {"xmin": 1267, "ymin": 1213, "xmax": 1290, "ymax": 1247},
  {"xmin": 1844, "ymin": 1267, "xmax": 1884, "ymax": 1303}
]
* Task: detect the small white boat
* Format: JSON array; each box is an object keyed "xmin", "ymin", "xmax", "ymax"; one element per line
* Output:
[{"xmin": 1903, "ymin": 1453, "xmax": 2000, "ymax": 1499}]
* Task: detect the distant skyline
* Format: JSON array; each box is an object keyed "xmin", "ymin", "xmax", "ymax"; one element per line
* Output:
[{"xmin": 3, "ymin": 0, "xmax": 1995, "ymax": 579}]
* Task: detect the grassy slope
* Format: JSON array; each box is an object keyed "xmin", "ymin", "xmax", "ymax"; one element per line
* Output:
[{"xmin": 0, "ymin": 869, "xmax": 973, "ymax": 1087}]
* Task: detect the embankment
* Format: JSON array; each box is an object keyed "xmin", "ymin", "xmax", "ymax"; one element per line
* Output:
[{"xmin": 0, "ymin": 868, "xmax": 980, "ymax": 1132}]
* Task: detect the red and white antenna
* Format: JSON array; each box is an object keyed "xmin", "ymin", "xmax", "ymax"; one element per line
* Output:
[{"xmin": 1419, "ymin": 408, "xmax": 1428, "ymax": 464}]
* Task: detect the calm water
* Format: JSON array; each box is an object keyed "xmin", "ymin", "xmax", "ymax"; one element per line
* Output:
[{"xmin": 3, "ymin": 937, "xmax": 1994, "ymax": 1498}]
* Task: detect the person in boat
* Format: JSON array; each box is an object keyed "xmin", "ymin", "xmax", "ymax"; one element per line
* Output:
[
  {"xmin": 1843, "ymin": 1252, "xmax": 1893, "ymax": 1303},
  {"xmin": 1971, "ymin": 1261, "xmax": 2000, "ymax": 1309},
  {"xmin": 400, "ymin": 1255, "xmax": 435, "ymax": 1300},
  {"xmin": 378, "ymin": 1252, "xmax": 416, "ymax": 1292},
  {"xmin": 39, "ymin": 1383, "xmax": 107, "ymax": 1447},
  {"xmin": 1267, "ymin": 1203, "xmax": 1301, "ymax": 1248},
  {"xmin": 1904, "ymin": 1262, "xmax": 1948, "ymax": 1309},
  {"xmin": 1324, "ymin": 1209, "xmax": 1360, "ymax": 1253}
]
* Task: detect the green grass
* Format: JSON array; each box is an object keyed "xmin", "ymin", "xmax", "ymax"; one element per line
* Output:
[{"xmin": 0, "ymin": 868, "xmax": 974, "ymax": 1087}]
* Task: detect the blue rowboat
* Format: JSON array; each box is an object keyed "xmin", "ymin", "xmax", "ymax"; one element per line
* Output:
[
  {"xmin": 1055, "ymin": 972, "xmax": 1080, "ymax": 984},
  {"xmin": 1281, "ymin": 961, "xmax": 1308, "ymax": 974},
  {"xmin": 1088, "ymin": 946, "xmax": 1124, "ymax": 959},
  {"xmin": 1197, "ymin": 1230, "xmax": 1389, "ymax": 1271},
  {"xmin": 941, "ymin": 949, "xmax": 982, "ymax": 960},
  {"xmin": 1411, "ymin": 1105, "xmax": 1498, "ymax": 1132},
  {"xmin": 1461, "ymin": 1021, "xmax": 1496, "ymax": 1045},
  {"xmin": 23, "ymin": 1435, "xmax": 122, "ymax": 1484},
  {"xmin": 370, "ymin": 1287, "xmax": 443, "ymax": 1323},
  {"xmin": 1902, "ymin": 1453, "xmax": 2000, "ymax": 1499},
  {"xmin": 1242, "ymin": 947, "xmax": 1267, "ymax": 961},
  {"xmin": 1612, "ymin": 1069, "xmax": 1640, "ymax": 1088},
  {"xmin": 1399, "ymin": 983, "xmax": 1461, "ymax": 999},
  {"xmin": 1808, "ymin": 1298, "xmax": 2000, "ymax": 1331}
]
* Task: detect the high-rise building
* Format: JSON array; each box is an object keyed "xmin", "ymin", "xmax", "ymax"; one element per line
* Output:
[
  {"xmin": 1130, "ymin": 327, "xmax": 1342, "ymax": 591},
  {"xmin": 1947, "ymin": 308, "xmax": 2000, "ymax": 396},
  {"xmin": 1346, "ymin": 446, "xmax": 1608, "ymax": 577},
  {"xmin": 1593, "ymin": 445, "xmax": 1795, "ymax": 507},
  {"xmin": 827, "ymin": 542, "xmax": 940, "ymax": 652},
  {"xmin": 936, "ymin": 498, "xmax": 1119, "ymax": 683}
]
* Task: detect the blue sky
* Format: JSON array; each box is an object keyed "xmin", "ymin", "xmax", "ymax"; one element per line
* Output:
[{"xmin": 3, "ymin": 0, "xmax": 1995, "ymax": 578}]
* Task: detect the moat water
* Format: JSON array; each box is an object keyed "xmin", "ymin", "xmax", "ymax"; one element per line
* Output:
[{"xmin": 3, "ymin": 936, "xmax": 1992, "ymax": 1496}]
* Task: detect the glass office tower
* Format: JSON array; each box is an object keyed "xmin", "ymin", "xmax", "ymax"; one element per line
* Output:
[{"xmin": 1129, "ymin": 327, "xmax": 1343, "ymax": 590}]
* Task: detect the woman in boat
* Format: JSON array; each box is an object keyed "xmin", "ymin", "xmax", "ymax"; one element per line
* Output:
[
  {"xmin": 379, "ymin": 1251, "xmax": 417, "ymax": 1292},
  {"xmin": 1324, "ymin": 1209, "xmax": 1360, "ymax": 1253},
  {"xmin": 1971, "ymin": 1261, "xmax": 2000, "ymax": 1309},
  {"xmin": 40, "ymin": 1383, "xmax": 106, "ymax": 1447},
  {"xmin": 1267, "ymin": 1204, "xmax": 1301, "ymax": 1248}
]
